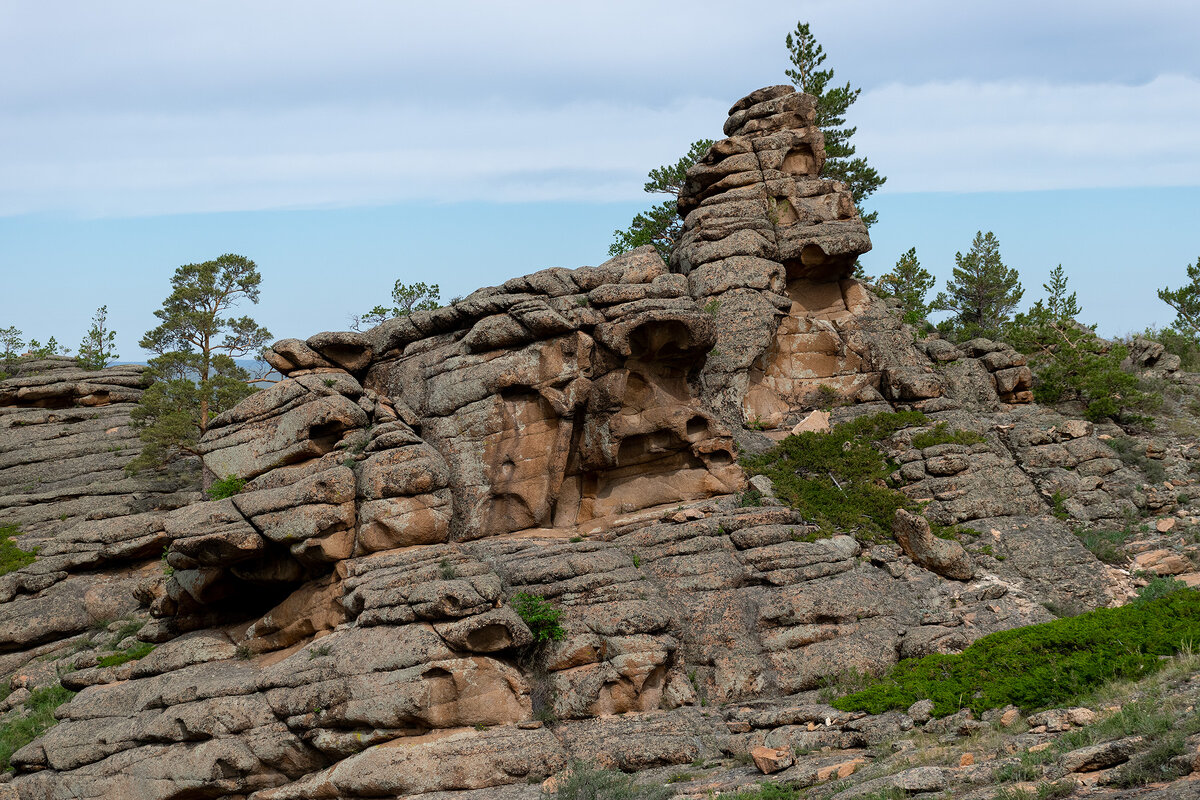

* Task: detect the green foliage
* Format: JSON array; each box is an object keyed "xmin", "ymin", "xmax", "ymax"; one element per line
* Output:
[
  {"xmin": 1134, "ymin": 576, "xmax": 1188, "ymax": 606},
  {"xmin": 76, "ymin": 305, "xmax": 118, "ymax": 370},
  {"xmin": 353, "ymin": 280, "xmax": 441, "ymax": 331},
  {"xmin": 716, "ymin": 784, "xmax": 802, "ymax": 800},
  {"xmin": 877, "ymin": 248, "xmax": 934, "ymax": 324},
  {"xmin": 609, "ymin": 139, "xmax": 713, "ymax": 264},
  {"xmin": 910, "ymin": 422, "xmax": 986, "ymax": 449},
  {"xmin": 1008, "ymin": 266, "xmax": 1157, "ymax": 423},
  {"xmin": 742, "ymin": 411, "xmax": 931, "ymax": 542},
  {"xmin": 1138, "ymin": 324, "xmax": 1200, "ymax": 371},
  {"xmin": 1105, "ymin": 436, "xmax": 1168, "ymax": 484},
  {"xmin": 1157, "ymin": 256, "xmax": 1200, "ymax": 339},
  {"xmin": 933, "ymin": 231, "xmax": 1024, "ymax": 340},
  {"xmin": 785, "ymin": 22, "xmax": 885, "ymax": 227},
  {"xmin": 1111, "ymin": 733, "xmax": 1188, "ymax": 788},
  {"xmin": 0, "ymin": 325, "xmax": 23, "ymax": 361},
  {"xmin": 551, "ymin": 760, "xmax": 674, "ymax": 800},
  {"xmin": 510, "ymin": 592, "xmax": 565, "ymax": 643},
  {"xmin": 206, "ymin": 474, "xmax": 246, "ymax": 500},
  {"xmin": 1074, "ymin": 527, "xmax": 1131, "ymax": 565},
  {"xmin": 0, "ymin": 525, "xmax": 37, "ymax": 575},
  {"xmin": 0, "ymin": 684, "xmax": 75, "ymax": 771},
  {"xmin": 129, "ymin": 254, "xmax": 269, "ymax": 472},
  {"xmin": 833, "ymin": 588, "xmax": 1200, "ymax": 718},
  {"xmin": 96, "ymin": 641, "xmax": 155, "ymax": 668}
]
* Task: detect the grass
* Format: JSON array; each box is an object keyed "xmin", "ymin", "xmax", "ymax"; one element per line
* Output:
[
  {"xmin": 0, "ymin": 684, "xmax": 75, "ymax": 770},
  {"xmin": 0, "ymin": 525, "xmax": 37, "ymax": 575},
  {"xmin": 1073, "ymin": 526, "xmax": 1132, "ymax": 564},
  {"xmin": 96, "ymin": 641, "xmax": 155, "ymax": 668},
  {"xmin": 742, "ymin": 411, "xmax": 960, "ymax": 543},
  {"xmin": 910, "ymin": 422, "xmax": 986, "ymax": 449},
  {"xmin": 1105, "ymin": 436, "xmax": 1167, "ymax": 484},
  {"xmin": 833, "ymin": 586, "xmax": 1200, "ymax": 718},
  {"xmin": 716, "ymin": 785, "xmax": 805, "ymax": 799},
  {"xmin": 550, "ymin": 760, "xmax": 673, "ymax": 800}
]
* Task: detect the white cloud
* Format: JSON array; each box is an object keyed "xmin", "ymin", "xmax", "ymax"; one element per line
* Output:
[
  {"xmin": 857, "ymin": 75, "xmax": 1200, "ymax": 193},
  {"xmin": 1, "ymin": 1, "xmax": 1198, "ymax": 215}
]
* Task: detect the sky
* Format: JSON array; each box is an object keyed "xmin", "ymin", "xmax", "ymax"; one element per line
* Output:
[{"xmin": 1, "ymin": 0, "xmax": 1198, "ymax": 357}]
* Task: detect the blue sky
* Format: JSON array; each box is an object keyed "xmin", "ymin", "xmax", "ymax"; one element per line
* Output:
[{"xmin": 2, "ymin": 0, "xmax": 1198, "ymax": 356}]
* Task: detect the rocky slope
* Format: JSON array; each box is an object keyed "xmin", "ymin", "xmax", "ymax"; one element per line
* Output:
[{"xmin": 0, "ymin": 86, "xmax": 1197, "ymax": 800}]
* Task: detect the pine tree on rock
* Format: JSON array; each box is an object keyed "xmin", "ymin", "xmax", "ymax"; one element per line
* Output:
[
  {"xmin": 878, "ymin": 248, "xmax": 935, "ymax": 325},
  {"xmin": 128, "ymin": 254, "xmax": 271, "ymax": 475},
  {"xmin": 609, "ymin": 139, "xmax": 714, "ymax": 264},
  {"xmin": 785, "ymin": 22, "xmax": 886, "ymax": 228},
  {"xmin": 77, "ymin": 305, "xmax": 119, "ymax": 370},
  {"xmin": 1157, "ymin": 256, "xmax": 1200, "ymax": 340},
  {"xmin": 933, "ymin": 231, "xmax": 1024, "ymax": 340}
]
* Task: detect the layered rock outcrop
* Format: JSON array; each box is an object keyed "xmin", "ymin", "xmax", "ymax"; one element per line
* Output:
[{"xmin": 0, "ymin": 87, "xmax": 1167, "ymax": 799}]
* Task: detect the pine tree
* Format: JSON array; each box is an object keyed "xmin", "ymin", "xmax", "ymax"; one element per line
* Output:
[
  {"xmin": 1157, "ymin": 256, "xmax": 1200, "ymax": 339},
  {"xmin": 878, "ymin": 248, "xmax": 935, "ymax": 325},
  {"xmin": 128, "ymin": 254, "xmax": 271, "ymax": 474},
  {"xmin": 351, "ymin": 281, "xmax": 441, "ymax": 331},
  {"xmin": 77, "ymin": 305, "xmax": 118, "ymax": 370},
  {"xmin": 933, "ymin": 231, "xmax": 1024, "ymax": 339},
  {"xmin": 785, "ymin": 22, "xmax": 886, "ymax": 228},
  {"xmin": 1008, "ymin": 265, "xmax": 1156, "ymax": 422},
  {"xmin": 609, "ymin": 139, "xmax": 713, "ymax": 263}
]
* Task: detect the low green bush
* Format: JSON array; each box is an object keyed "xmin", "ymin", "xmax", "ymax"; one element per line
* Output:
[
  {"xmin": 0, "ymin": 525, "xmax": 37, "ymax": 575},
  {"xmin": 206, "ymin": 474, "xmax": 246, "ymax": 500},
  {"xmin": 0, "ymin": 684, "xmax": 75, "ymax": 770},
  {"xmin": 96, "ymin": 641, "xmax": 155, "ymax": 668},
  {"xmin": 742, "ymin": 411, "xmax": 957, "ymax": 542},
  {"xmin": 1074, "ymin": 527, "xmax": 1131, "ymax": 564},
  {"xmin": 1105, "ymin": 437, "xmax": 1167, "ymax": 484},
  {"xmin": 833, "ymin": 588, "xmax": 1200, "ymax": 718},
  {"xmin": 510, "ymin": 592, "xmax": 565, "ymax": 643},
  {"xmin": 552, "ymin": 760, "xmax": 673, "ymax": 800},
  {"xmin": 910, "ymin": 422, "xmax": 986, "ymax": 449}
]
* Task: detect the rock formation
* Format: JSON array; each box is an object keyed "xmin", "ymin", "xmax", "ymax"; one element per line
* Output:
[{"xmin": 1, "ymin": 87, "xmax": 1197, "ymax": 800}]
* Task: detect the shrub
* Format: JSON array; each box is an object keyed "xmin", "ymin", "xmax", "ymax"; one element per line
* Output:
[
  {"xmin": 910, "ymin": 422, "xmax": 986, "ymax": 449},
  {"xmin": 0, "ymin": 525, "xmax": 37, "ymax": 575},
  {"xmin": 1105, "ymin": 437, "xmax": 1167, "ymax": 484},
  {"xmin": 1134, "ymin": 576, "xmax": 1188, "ymax": 606},
  {"xmin": 742, "ymin": 411, "xmax": 940, "ymax": 542},
  {"xmin": 833, "ymin": 588, "xmax": 1200, "ymax": 718},
  {"xmin": 207, "ymin": 474, "xmax": 246, "ymax": 500},
  {"xmin": 551, "ymin": 761, "xmax": 673, "ymax": 800},
  {"xmin": 0, "ymin": 684, "xmax": 75, "ymax": 770},
  {"xmin": 510, "ymin": 592, "xmax": 565, "ymax": 643},
  {"xmin": 1007, "ymin": 266, "xmax": 1159, "ymax": 423},
  {"xmin": 1073, "ymin": 527, "xmax": 1131, "ymax": 565}
]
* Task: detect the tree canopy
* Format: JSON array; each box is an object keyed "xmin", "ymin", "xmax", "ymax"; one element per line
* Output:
[
  {"xmin": 933, "ymin": 231, "xmax": 1024, "ymax": 340},
  {"xmin": 128, "ymin": 254, "xmax": 271, "ymax": 474},
  {"xmin": 352, "ymin": 280, "xmax": 441, "ymax": 331}
]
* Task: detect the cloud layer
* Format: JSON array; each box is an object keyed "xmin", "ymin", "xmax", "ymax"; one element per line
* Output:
[{"xmin": 2, "ymin": 1, "xmax": 1198, "ymax": 216}]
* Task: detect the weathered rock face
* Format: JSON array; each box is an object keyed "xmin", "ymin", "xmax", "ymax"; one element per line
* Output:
[
  {"xmin": 0, "ymin": 88, "xmax": 1150, "ymax": 799},
  {"xmin": 0, "ymin": 358, "xmax": 196, "ymax": 662}
]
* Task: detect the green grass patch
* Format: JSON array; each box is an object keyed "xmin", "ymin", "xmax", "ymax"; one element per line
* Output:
[
  {"xmin": 1105, "ymin": 437, "xmax": 1167, "ymax": 484},
  {"xmin": 741, "ymin": 411, "xmax": 940, "ymax": 542},
  {"xmin": 0, "ymin": 525, "xmax": 37, "ymax": 575},
  {"xmin": 910, "ymin": 421, "xmax": 986, "ymax": 449},
  {"xmin": 0, "ymin": 684, "xmax": 75, "ymax": 770},
  {"xmin": 96, "ymin": 641, "xmax": 155, "ymax": 668},
  {"xmin": 833, "ymin": 586, "xmax": 1200, "ymax": 718}
]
